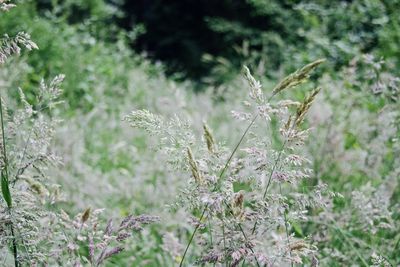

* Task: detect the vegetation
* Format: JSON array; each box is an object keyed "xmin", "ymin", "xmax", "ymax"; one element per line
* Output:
[{"xmin": 0, "ymin": 0, "xmax": 399, "ymax": 266}]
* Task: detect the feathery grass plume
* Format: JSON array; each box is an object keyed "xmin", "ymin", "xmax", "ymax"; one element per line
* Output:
[
  {"xmin": 272, "ymin": 59, "xmax": 325, "ymax": 96},
  {"xmin": 294, "ymin": 87, "xmax": 321, "ymax": 127},
  {"xmin": 203, "ymin": 122, "xmax": 216, "ymax": 153},
  {"xmin": 0, "ymin": 0, "xmax": 16, "ymax": 11},
  {"xmin": 123, "ymin": 109, "xmax": 163, "ymax": 135},
  {"xmin": 187, "ymin": 147, "xmax": 203, "ymax": 184},
  {"xmin": 0, "ymin": 32, "xmax": 38, "ymax": 64},
  {"xmin": 39, "ymin": 74, "xmax": 65, "ymax": 107},
  {"xmin": 243, "ymin": 65, "xmax": 264, "ymax": 103},
  {"xmin": 97, "ymin": 247, "xmax": 124, "ymax": 266},
  {"xmin": 58, "ymin": 209, "xmax": 159, "ymax": 266},
  {"xmin": 21, "ymin": 177, "xmax": 47, "ymax": 198}
]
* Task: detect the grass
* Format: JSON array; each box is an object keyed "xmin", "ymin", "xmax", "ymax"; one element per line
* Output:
[
  {"xmin": 0, "ymin": 93, "xmax": 18, "ymax": 267},
  {"xmin": 0, "ymin": 2, "xmax": 399, "ymax": 266}
]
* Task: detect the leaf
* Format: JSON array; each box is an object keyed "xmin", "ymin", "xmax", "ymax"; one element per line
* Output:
[
  {"xmin": 291, "ymin": 221, "xmax": 304, "ymax": 237},
  {"xmin": 1, "ymin": 170, "xmax": 12, "ymax": 208}
]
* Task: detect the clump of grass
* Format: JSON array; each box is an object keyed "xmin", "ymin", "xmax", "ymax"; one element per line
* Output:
[
  {"xmin": 127, "ymin": 59, "xmax": 332, "ymax": 266},
  {"xmin": 0, "ymin": 3, "xmax": 158, "ymax": 266},
  {"xmin": 0, "ymin": 4, "xmax": 38, "ymax": 265}
]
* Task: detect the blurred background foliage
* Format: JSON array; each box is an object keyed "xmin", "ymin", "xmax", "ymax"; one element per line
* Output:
[
  {"xmin": 1, "ymin": 0, "xmax": 399, "ymax": 105},
  {"xmin": 118, "ymin": 0, "xmax": 400, "ymax": 83}
]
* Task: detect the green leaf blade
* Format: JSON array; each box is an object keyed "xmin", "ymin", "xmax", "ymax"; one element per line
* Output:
[{"xmin": 1, "ymin": 170, "xmax": 12, "ymax": 208}]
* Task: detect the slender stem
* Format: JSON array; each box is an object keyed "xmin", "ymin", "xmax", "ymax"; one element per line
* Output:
[
  {"xmin": 0, "ymin": 95, "xmax": 18, "ymax": 267},
  {"xmin": 207, "ymin": 218, "xmax": 216, "ymax": 267},
  {"xmin": 221, "ymin": 219, "xmax": 228, "ymax": 267},
  {"xmin": 208, "ymin": 218, "xmax": 213, "ymax": 247},
  {"xmin": 10, "ymin": 220, "xmax": 18, "ymax": 267},
  {"xmin": 218, "ymin": 114, "xmax": 259, "ymax": 183},
  {"xmin": 236, "ymin": 223, "xmax": 261, "ymax": 267},
  {"xmin": 179, "ymin": 206, "xmax": 208, "ymax": 267},
  {"xmin": 251, "ymin": 139, "xmax": 287, "ymax": 235},
  {"xmin": 222, "ymin": 200, "xmax": 261, "ymax": 267},
  {"xmin": 393, "ymin": 235, "xmax": 400, "ymax": 259},
  {"xmin": 279, "ymin": 184, "xmax": 293, "ymax": 267},
  {"xmin": 262, "ymin": 140, "xmax": 287, "ymax": 200},
  {"xmin": 12, "ymin": 129, "xmax": 33, "ymax": 186},
  {"xmin": 13, "ymin": 222, "xmax": 32, "ymax": 264}
]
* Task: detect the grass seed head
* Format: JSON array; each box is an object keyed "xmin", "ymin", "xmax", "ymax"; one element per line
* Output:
[
  {"xmin": 243, "ymin": 65, "xmax": 264, "ymax": 103},
  {"xmin": 81, "ymin": 207, "xmax": 91, "ymax": 224},
  {"xmin": 294, "ymin": 87, "xmax": 321, "ymax": 127},
  {"xmin": 187, "ymin": 147, "xmax": 203, "ymax": 185},
  {"xmin": 272, "ymin": 59, "xmax": 325, "ymax": 96},
  {"xmin": 203, "ymin": 122, "xmax": 216, "ymax": 154}
]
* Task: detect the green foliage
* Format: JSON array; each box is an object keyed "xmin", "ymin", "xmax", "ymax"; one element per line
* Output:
[
  {"xmin": 0, "ymin": 1, "xmax": 135, "ymax": 112},
  {"xmin": 1, "ymin": 170, "xmax": 11, "ymax": 208},
  {"xmin": 116, "ymin": 0, "xmax": 400, "ymax": 85}
]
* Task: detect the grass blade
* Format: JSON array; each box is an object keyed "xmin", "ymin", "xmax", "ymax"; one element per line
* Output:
[
  {"xmin": 1, "ymin": 170, "xmax": 12, "ymax": 207},
  {"xmin": 0, "ymin": 95, "xmax": 12, "ymax": 208}
]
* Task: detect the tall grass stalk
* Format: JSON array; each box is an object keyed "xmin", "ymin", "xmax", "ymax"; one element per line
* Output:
[
  {"xmin": 0, "ymin": 94, "xmax": 18, "ymax": 267},
  {"xmin": 179, "ymin": 114, "xmax": 259, "ymax": 266},
  {"xmin": 279, "ymin": 183, "xmax": 293, "ymax": 267},
  {"xmin": 178, "ymin": 70, "xmax": 302, "ymax": 265}
]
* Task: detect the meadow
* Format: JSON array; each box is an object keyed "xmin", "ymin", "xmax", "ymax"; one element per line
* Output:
[{"xmin": 0, "ymin": 1, "xmax": 399, "ymax": 266}]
